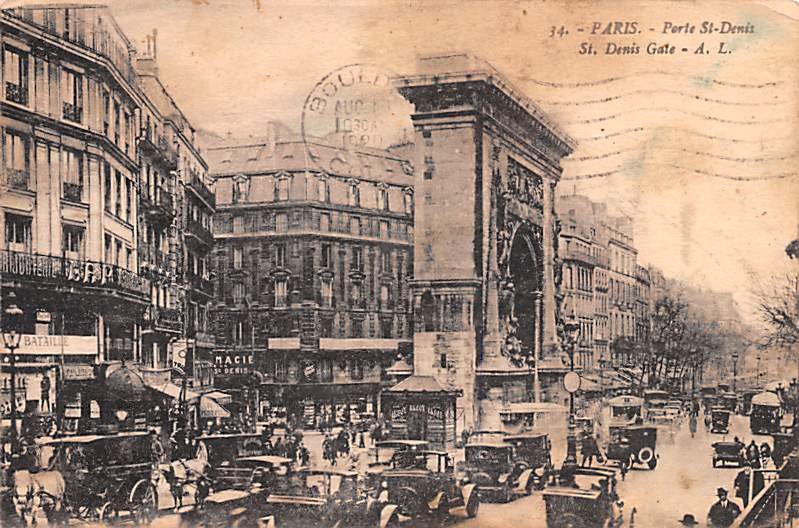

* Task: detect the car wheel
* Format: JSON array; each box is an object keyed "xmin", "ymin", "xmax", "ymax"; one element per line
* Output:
[
  {"xmin": 648, "ymin": 457, "xmax": 658, "ymax": 470},
  {"xmin": 712, "ymin": 458, "xmax": 718, "ymax": 468},
  {"xmin": 466, "ymin": 494, "xmax": 480, "ymax": 518}
]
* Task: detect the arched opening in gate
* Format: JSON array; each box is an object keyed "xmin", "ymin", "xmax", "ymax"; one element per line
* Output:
[{"xmin": 507, "ymin": 231, "xmax": 540, "ymax": 356}]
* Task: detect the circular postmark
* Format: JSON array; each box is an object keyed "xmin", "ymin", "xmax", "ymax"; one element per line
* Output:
[{"xmin": 301, "ymin": 63, "xmax": 412, "ymax": 173}]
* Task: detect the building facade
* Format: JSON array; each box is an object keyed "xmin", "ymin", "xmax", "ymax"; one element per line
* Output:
[
  {"xmin": 206, "ymin": 131, "xmax": 414, "ymax": 427},
  {"xmin": 0, "ymin": 5, "xmax": 212, "ymax": 429}
]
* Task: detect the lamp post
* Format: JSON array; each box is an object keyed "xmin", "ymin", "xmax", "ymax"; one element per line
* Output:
[
  {"xmin": 561, "ymin": 315, "xmax": 581, "ymax": 484},
  {"xmin": 732, "ymin": 352, "xmax": 738, "ymax": 393},
  {"xmin": 756, "ymin": 354, "xmax": 762, "ymax": 387},
  {"xmin": 3, "ymin": 291, "xmax": 24, "ymax": 456}
]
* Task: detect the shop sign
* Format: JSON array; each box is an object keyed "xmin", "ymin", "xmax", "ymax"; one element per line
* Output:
[
  {"xmin": 214, "ymin": 351, "xmax": 253, "ymax": 376},
  {"xmin": 0, "ymin": 250, "xmax": 150, "ymax": 297},
  {"xmin": 0, "ymin": 335, "xmax": 97, "ymax": 356},
  {"xmin": 62, "ymin": 364, "xmax": 95, "ymax": 381},
  {"xmin": 391, "ymin": 405, "xmax": 407, "ymax": 421},
  {"xmin": 427, "ymin": 405, "xmax": 444, "ymax": 421}
]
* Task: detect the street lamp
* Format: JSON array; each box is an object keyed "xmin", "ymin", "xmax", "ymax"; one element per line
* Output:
[
  {"xmin": 3, "ymin": 291, "xmax": 24, "ymax": 455},
  {"xmin": 757, "ymin": 354, "xmax": 762, "ymax": 387},
  {"xmin": 561, "ymin": 315, "xmax": 581, "ymax": 484},
  {"xmin": 732, "ymin": 352, "xmax": 739, "ymax": 392}
]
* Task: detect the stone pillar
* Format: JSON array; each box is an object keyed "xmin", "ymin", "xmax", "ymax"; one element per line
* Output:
[
  {"xmin": 542, "ymin": 181, "xmax": 558, "ymax": 355},
  {"xmin": 533, "ymin": 292, "xmax": 543, "ymax": 402}
]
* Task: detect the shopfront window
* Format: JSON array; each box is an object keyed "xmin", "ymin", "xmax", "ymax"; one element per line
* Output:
[{"xmin": 5, "ymin": 213, "xmax": 31, "ymax": 252}]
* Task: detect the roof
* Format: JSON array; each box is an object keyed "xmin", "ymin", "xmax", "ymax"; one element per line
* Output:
[
  {"xmin": 752, "ymin": 392, "xmax": 781, "ymax": 407},
  {"xmin": 388, "ymin": 375, "xmax": 454, "ymax": 394},
  {"xmin": 608, "ymin": 395, "xmax": 643, "ymax": 406},
  {"xmin": 503, "ymin": 433, "xmax": 549, "ymax": 441},
  {"xmin": 375, "ymin": 440, "xmax": 430, "ymax": 448},
  {"xmin": 237, "ymin": 455, "xmax": 293, "ymax": 465},
  {"xmin": 499, "ymin": 402, "xmax": 568, "ymax": 414},
  {"xmin": 465, "ymin": 442, "xmax": 512, "ymax": 449},
  {"xmin": 196, "ymin": 433, "xmax": 260, "ymax": 441},
  {"xmin": 206, "ymin": 139, "xmax": 413, "ymax": 187},
  {"xmin": 37, "ymin": 431, "xmax": 149, "ymax": 445},
  {"xmin": 300, "ymin": 467, "xmax": 359, "ymax": 477}
]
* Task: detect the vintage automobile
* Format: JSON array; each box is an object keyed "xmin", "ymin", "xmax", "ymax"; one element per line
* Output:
[
  {"xmin": 377, "ymin": 449, "xmax": 479, "ymax": 522},
  {"xmin": 259, "ymin": 468, "xmax": 400, "ymax": 528},
  {"xmin": 740, "ymin": 389, "xmax": 761, "ymax": 415},
  {"xmin": 643, "ymin": 390, "xmax": 669, "ymax": 410},
  {"xmin": 235, "ymin": 455, "xmax": 296, "ymax": 490},
  {"xmin": 719, "ymin": 392, "xmax": 739, "ymax": 413},
  {"xmin": 503, "ymin": 432, "xmax": 553, "ymax": 488},
  {"xmin": 178, "ymin": 487, "xmax": 269, "ymax": 528},
  {"xmin": 369, "ymin": 440, "xmax": 430, "ymax": 468},
  {"xmin": 711, "ymin": 441, "xmax": 745, "ymax": 468},
  {"xmin": 543, "ymin": 467, "xmax": 624, "ymax": 528},
  {"xmin": 607, "ymin": 395, "xmax": 644, "ymax": 430},
  {"xmin": 605, "ymin": 426, "xmax": 658, "ymax": 470},
  {"xmin": 750, "ymin": 392, "xmax": 782, "ymax": 434},
  {"xmin": 711, "ymin": 408, "xmax": 731, "ymax": 434},
  {"xmin": 771, "ymin": 432, "xmax": 794, "ymax": 467},
  {"xmin": 195, "ymin": 433, "xmax": 266, "ymax": 491},
  {"xmin": 461, "ymin": 440, "xmax": 534, "ymax": 502}
]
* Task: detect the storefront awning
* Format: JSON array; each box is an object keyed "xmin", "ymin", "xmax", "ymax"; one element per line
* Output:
[
  {"xmin": 388, "ymin": 375, "xmax": 460, "ymax": 395},
  {"xmin": 203, "ymin": 390, "xmax": 233, "ymax": 405},
  {"xmin": 147, "ymin": 382, "xmax": 199, "ymax": 402},
  {"xmin": 199, "ymin": 395, "xmax": 231, "ymax": 418}
]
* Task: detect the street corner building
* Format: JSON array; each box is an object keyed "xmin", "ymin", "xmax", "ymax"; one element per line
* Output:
[
  {"xmin": 0, "ymin": 5, "xmax": 216, "ymax": 433},
  {"xmin": 205, "ymin": 125, "xmax": 415, "ymax": 429}
]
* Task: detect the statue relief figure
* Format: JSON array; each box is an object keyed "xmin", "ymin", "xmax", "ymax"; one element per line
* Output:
[{"xmin": 497, "ymin": 220, "xmax": 515, "ymax": 271}]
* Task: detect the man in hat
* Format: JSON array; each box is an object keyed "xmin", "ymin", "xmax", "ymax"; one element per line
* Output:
[
  {"xmin": 707, "ymin": 487, "xmax": 741, "ymax": 527},
  {"xmin": 679, "ymin": 513, "xmax": 699, "ymax": 526}
]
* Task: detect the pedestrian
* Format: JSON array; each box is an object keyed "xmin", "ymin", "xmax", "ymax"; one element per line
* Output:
[
  {"xmin": 746, "ymin": 440, "xmax": 760, "ymax": 468},
  {"xmin": 274, "ymin": 436, "xmax": 284, "ymax": 458},
  {"xmin": 40, "ymin": 374, "xmax": 51, "ymax": 414},
  {"xmin": 707, "ymin": 487, "xmax": 741, "ymax": 527},
  {"xmin": 618, "ymin": 438, "xmax": 632, "ymax": 481},
  {"xmin": 679, "ymin": 513, "xmax": 699, "ymax": 526},
  {"xmin": 689, "ymin": 413, "xmax": 698, "ymax": 438},
  {"xmin": 300, "ymin": 444, "xmax": 310, "ymax": 467},
  {"xmin": 704, "ymin": 413, "xmax": 712, "ymax": 432},
  {"xmin": 580, "ymin": 432, "xmax": 599, "ymax": 467},
  {"xmin": 358, "ymin": 431, "xmax": 365, "ymax": 449},
  {"xmin": 759, "ymin": 442, "xmax": 771, "ymax": 468}
]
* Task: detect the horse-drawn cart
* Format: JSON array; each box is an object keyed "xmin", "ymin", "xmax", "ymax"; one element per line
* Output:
[{"xmin": 12, "ymin": 431, "xmax": 159, "ymax": 525}]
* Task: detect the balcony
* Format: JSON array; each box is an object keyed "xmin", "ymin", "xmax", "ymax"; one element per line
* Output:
[
  {"xmin": 157, "ymin": 136, "xmax": 179, "ymax": 170},
  {"xmin": 562, "ymin": 246, "xmax": 600, "ymax": 267},
  {"xmin": 62, "ymin": 182, "xmax": 84, "ymax": 203},
  {"xmin": 62, "ymin": 102, "xmax": 83, "ymax": 123},
  {"xmin": 5, "ymin": 82, "xmax": 27, "ymax": 105},
  {"xmin": 140, "ymin": 189, "xmax": 174, "ymax": 227},
  {"xmin": 4, "ymin": 169, "xmax": 30, "ymax": 191},
  {"xmin": 151, "ymin": 307, "xmax": 182, "ymax": 333},
  {"xmin": 187, "ymin": 273, "xmax": 214, "ymax": 297},
  {"xmin": 0, "ymin": 249, "xmax": 150, "ymax": 301},
  {"xmin": 186, "ymin": 219, "xmax": 214, "ymax": 248},
  {"xmin": 188, "ymin": 175, "xmax": 215, "ymax": 207}
]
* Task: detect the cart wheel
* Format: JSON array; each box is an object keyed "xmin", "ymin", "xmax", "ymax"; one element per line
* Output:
[
  {"xmin": 99, "ymin": 501, "xmax": 120, "ymax": 525},
  {"xmin": 129, "ymin": 479, "xmax": 158, "ymax": 524},
  {"xmin": 75, "ymin": 503, "xmax": 102, "ymax": 521}
]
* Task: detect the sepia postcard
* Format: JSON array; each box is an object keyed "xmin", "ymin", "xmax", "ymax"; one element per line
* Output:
[{"xmin": 0, "ymin": 0, "xmax": 797, "ymax": 527}]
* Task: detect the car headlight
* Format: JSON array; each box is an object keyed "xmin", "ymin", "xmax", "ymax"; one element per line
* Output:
[{"xmin": 381, "ymin": 481, "xmax": 388, "ymax": 489}]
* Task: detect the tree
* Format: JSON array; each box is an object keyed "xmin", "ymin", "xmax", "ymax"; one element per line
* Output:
[{"xmin": 753, "ymin": 272, "xmax": 799, "ymax": 348}]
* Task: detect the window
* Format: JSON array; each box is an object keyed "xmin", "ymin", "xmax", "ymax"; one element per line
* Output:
[
  {"xmin": 424, "ymin": 169, "xmax": 434, "ymax": 180},
  {"xmin": 379, "ymin": 221, "xmax": 390, "ymax": 239},
  {"xmin": 274, "ymin": 358, "xmax": 287, "ymax": 382},
  {"xmin": 319, "ymin": 359, "xmax": 333, "ymax": 383},
  {"xmin": 276, "ymin": 177, "xmax": 290, "ymax": 201},
  {"xmin": 61, "ymin": 68, "xmax": 83, "ymax": 122},
  {"xmin": 380, "ymin": 284, "xmax": 392, "ymax": 307},
  {"xmin": 440, "ymin": 353, "xmax": 448, "ymax": 369},
  {"xmin": 114, "ymin": 171, "xmax": 122, "ymax": 217},
  {"xmin": 403, "ymin": 192, "xmax": 413, "ymax": 215},
  {"xmin": 317, "ymin": 177, "xmax": 329, "ymax": 202},
  {"xmin": 381, "ymin": 249, "xmax": 392, "ymax": 272},
  {"xmin": 350, "ymin": 216, "xmax": 361, "ymax": 235},
  {"xmin": 350, "ymin": 360, "xmax": 363, "ymax": 381},
  {"xmin": 233, "ymin": 247, "xmax": 243, "ymax": 269},
  {"xmin": 103, "ymin": 163, "xmax": 112, "ymax": 212},
  {"xmin": 124, "ymin": 112, "xmax": 130, "ymax": 154},
  {"xmin": 275, "ymin": 213, "xmax": 288, "ymax": 233},
  {"xmin": 104, "ymin": 234, "xmax": 112, "ymax": 263},
  {"xmin": 350, "ymin": 318, "xmax": 364, "ymax": 338},
  {"xmin": 61, "ymin": 149, "xmax": 83, "ymax": 202},
  {"xmin": 319, "ymin": 213, "xmax": 330, "ymax": 232},
  {"xmin": 320, "ymin": 318, "xmax": 334, "ymax": 338},
  {"xmin": 125, "ymin": 179, "xmax": 133, "ymax": 221},
  {"xmin": 126, "ymin": 247, "xmax": 133, "ymax": 270},
  {"xmin": 115, "ymin": 239, "xmax": 122, "ymax": 266},
  {"xmin": 321, "ymin": 243, "xmax": 332, "ymax": 268},
  {"xmin": 351, "ymin": 246, "xmax": 363, "ymax": 271},
  {"xmin": 321, "ymin": 278, "xmax": 333, "ymax": 307},
  {"xmin": 351, "ymin": 282, "xmax": 362, "ymax": 304},
  {"xmin": 378, "ymin": 187, "xmax": 389, "ymax": 211},
  {"xmin": 381, "ymin": 318, "xmax": 393, "ymax": 338},
  {"xmin": 275, "ymin": 244, "xmax": 286, "ymax": 267},
  {"xmin": 5, "ymin": 213, "xmax": 31, "ymax": 252},
  {"xmin": 4, "ymin": 47, "xmax": 28, "ymax": 105},
  {"xmin": 3, "ymin": 130, "xmax": 30, "ymax": 190},
  {"xmin": 347, "ymin": 183, "xmax": 360, "ymax": 207},
  {"xmin": 62, "ymin": 224, "xmax": 84, "ymax": 259},
  {"xmin": 102, "ymin": 90, "xmax": 110, "ymax": 135},
  {"xmin": 113, "ymin": 102, "xmax": 120, "ymax": 145},
  {"xmin": 274, "ymin": 279, "xmax": 288, "ymax": 307}
]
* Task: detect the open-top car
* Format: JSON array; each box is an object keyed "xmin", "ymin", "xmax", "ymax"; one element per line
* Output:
[
  {"xmin": 369, "ymin": 440, "xmax": 430, "ymax": 469},
  {"xmin": 377, "ymin": 449, "xmax": 479, "ymax": 523},
  {"xmin": 461, "ymin": 440, "xmax": 535, "ymax": 502},
  {"xmin": 711, "ymin": 441, "xmax": 745, "ymax": 468},
  {"xmin": 543, "ymin": 467, "xmax": 624, "ymax": 528},
  {"xmin": 260, "ymin": 468, "xmax": 399, "ymax": 528},
  {"xmin": 235, "ymin": 455, "xmax": 296, "ymax": 490},
  {"xmin": 605, "ymin": 426, "xmax": 658, "ymax": 470}
]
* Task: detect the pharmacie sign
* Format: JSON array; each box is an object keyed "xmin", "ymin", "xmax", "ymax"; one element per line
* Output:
[{"xmin": 214, "ymin": 350, "xmax": 253, "ymax": 376}]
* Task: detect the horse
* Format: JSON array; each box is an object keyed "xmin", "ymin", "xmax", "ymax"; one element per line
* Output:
[{"xmin": 12, "ymin": 469, "xmax": 66, "ymax": 526}]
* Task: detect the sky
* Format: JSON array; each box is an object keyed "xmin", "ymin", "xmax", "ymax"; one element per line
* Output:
[{"xmin": 4, "ymin": 0, "xmax": 797, "ymax": 325}]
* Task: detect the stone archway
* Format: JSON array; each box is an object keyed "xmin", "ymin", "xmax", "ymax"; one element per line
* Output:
[{"xmin": 504, "ymin": 229, "xmax": 541, "ymax": 356}]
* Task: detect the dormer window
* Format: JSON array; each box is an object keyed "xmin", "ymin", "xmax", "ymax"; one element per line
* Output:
[
  {"xmin": 232, "ymin": 174, "xmax": 250, "ymax": 204},
  {"xmin": 377, "ymin": 185, "xmax": 389, "ymax": 211},
  {"xmin": 347, "ymin": 180, "xmax": 360, "ymax": 207}
]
